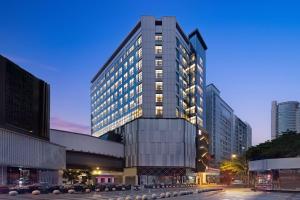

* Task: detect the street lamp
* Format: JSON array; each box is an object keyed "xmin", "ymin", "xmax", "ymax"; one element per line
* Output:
[{"xmin": 231, "ymin": 154, "xmax": 237, "ymax": 159}]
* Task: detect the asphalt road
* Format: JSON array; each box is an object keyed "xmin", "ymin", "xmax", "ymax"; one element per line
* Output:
[{"xmin": 1, "ymin": 188, "xmax": 300, "ymax": 200}]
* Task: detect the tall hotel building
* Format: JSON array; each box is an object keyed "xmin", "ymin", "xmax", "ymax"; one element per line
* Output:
[{"xmin": 91, "ymin": 16, "xmax": 208, "ymax": 184}]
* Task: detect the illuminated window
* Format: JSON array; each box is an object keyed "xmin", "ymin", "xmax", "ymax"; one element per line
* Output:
[
  {"xmin": 129, "ymin": 56, "xmax": 134, "ymax": 65},
  {"xmin": 130, "ymin": 89, "xmax": 134, "ymax": 98},
  {"xmin": 138, "ymin": 95, "xmax": 142, "ymax": 105},
  {"xmin": 155, "ymin": 45, "xmax": 162, "ymax": 54},
  {"xmin": 124, "ymin": 72, "xmax": 128, "ymax": 80},
  {"xmin": 136, "ymin": 60, "xmax": 142, "ymax": 71},
  {"xmin": 136, "ymin": 48, "xmax": 142, "ymax": 59},
  {"xmin": 128, "ymin": 44, "xmax": 134, "ymax": 55},
  {"xmin": 155, "ymin": 82, "xmax": 163, "ymax": 91},
  {"xmin": 155, "ymin": 94, "xmax": 163, "ymax": 103},
  {"xmin": 155, "ymin": 106, "xmax": 163, "ymax": 116},
  {"xmin": 155, "ymin": 34, "xmax": 162, "ymax": 41},
  {"xmin": 155, "ymin": 70, "xmax": 163, "ymax": 78},
  {"xmin": 130, "ymin": 101, "xmax": 135, "ymax": 109},
  {"xmin": 137, "ymin": 84, "xmax": 142, "ymax": 94},
  {"xmin": 129, "ymin": 67, "xmax": 134, "ymax": 76},
  {"xmin": 137, "ymin": 36, "xmax": 142, "ymax": 45},
  {"xmin": 137, "ymin": 72, "xmax": 142, "ymax": 82},
  {"xmin": 129, "ymin": 79, "xmax": 134, "ymax": 87},
  {"xmin": 124, "ymin": 83, "xmax": 128, "ymax": 91},
  {"xmin": 124, "ymin": 62, "xmax": 128, "ymax": 70},
  {"xmin": 155, "ymin": 59, "xmax": 162, "ymax": 67}
]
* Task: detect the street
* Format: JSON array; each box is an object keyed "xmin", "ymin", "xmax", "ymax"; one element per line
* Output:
[{"xmin": 1, "ymin": 188, "xmax": 300, "ymax": 200}]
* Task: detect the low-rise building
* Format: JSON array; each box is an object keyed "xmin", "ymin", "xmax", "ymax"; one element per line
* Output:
[
  {"xmin": 249, "ymin": 157, "xmax": 300, "ymax": 190},
  {"xmin": 0, "ymin": 55, "xmax": 65, "ymax": 185}
]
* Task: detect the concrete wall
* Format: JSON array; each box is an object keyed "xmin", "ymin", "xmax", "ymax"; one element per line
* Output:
[
  {"xmin": 0, "ymin": 128, "xmax": 66, "ymax": 170},
  {"xmin": 124, "ymin": 118, "xmax": 196, "ymax": 168},
  {"xmin": 249, "ymin": 157, "xmax": 300, "ymax": 171},
  {"xmin": 141, "ymin": 16, "xmax": 156, "ymax": 117},
  {"xmin": 50, "ymin": 129, "xmax": 124, "ymax": 158}
]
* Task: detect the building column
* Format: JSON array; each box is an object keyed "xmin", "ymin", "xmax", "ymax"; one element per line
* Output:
[{"xmin": 0, "ymin": 166, "xmax": 7, "ymax": 185}]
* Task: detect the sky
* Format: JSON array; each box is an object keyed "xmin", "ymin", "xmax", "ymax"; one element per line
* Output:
[{"xmin": 0, "ymin": 0, "xmax": 299, "ymax": 145}]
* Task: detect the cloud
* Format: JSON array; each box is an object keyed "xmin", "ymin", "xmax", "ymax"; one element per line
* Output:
[{"xmin": 50, "ymin": 117, "xmax": 90, "ymax": 135}]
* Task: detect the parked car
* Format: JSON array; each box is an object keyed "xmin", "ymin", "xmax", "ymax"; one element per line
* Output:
[{"xmin": 231, "ymin": 180, "xmax": 244, "ymax": 185}]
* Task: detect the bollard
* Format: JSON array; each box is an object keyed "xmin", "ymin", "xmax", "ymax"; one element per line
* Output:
[
  {"xmin": 53, "ymin": 190, "xmax": 60, "ymax": 194},
  {"xmin": 9, "ymin": 191, "xmax": 18, "ymax": 196},
  {"xmin": 32, "ymin": 190, "xmax": 40, "ymax": 195},
  {"xmin": 160, "ymin": 193, "xmax": 165, "ymax": 198},
  {"xmin": 151, "ymin": 193, "xmax": 157, "ymax": 199}
]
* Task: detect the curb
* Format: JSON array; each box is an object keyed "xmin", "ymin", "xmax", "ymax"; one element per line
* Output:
[{"xmin": 252, "ymin": 188, "xmax": 300, "ymax": 193}]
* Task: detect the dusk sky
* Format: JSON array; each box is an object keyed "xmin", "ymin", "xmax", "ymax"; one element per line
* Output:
[{"xmin": 0, "ymin": 0, "xmax": 299, "ymax": 145}]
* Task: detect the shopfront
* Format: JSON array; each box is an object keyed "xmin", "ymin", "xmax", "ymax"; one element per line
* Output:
[{"xmin": 197, "ymin": 167, "xmax": 220, "ymax": 185}]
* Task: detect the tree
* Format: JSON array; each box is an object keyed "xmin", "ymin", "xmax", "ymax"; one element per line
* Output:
[
  {"xmin": 63, "ymin": 169, "xmax": 80, "ymax": 184},
  {"xmin": 246, "ymin": 133, "xmax": 300, "ymax": 161},
  {"xmin": 220, "ymin": 155, "xmax": 248, "ymax": 184}
]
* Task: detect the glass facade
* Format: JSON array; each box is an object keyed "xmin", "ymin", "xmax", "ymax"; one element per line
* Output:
[
  {"xmin": 175, "ymin": 33, "xmax": 205, "ymax": 128},
  {"xmin": 91, "ymin": 35, "xmax": 143, "ymax": 137}
]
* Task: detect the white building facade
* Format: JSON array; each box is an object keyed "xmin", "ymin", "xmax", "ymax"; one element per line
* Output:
[{"xmin": 90, "ymin": 16, "xmax": 208, "ymax": 184}]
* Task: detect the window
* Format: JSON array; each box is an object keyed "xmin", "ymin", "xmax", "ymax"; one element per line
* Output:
[
  {"xmin": 124, "ymin": 83, "xmax": 128, "ymax": 91},
  {"xmin": 136, "ymin": 48, "xmax": 142, "ymax": 59},
  {"xmin": 129, "ymin": 67, "xmax": 134, "ymax": 76},
  {"xmin": 155, "ymin": 82, "xmax": 163, "ymax": 91},
  {"xmin": 124, "ymin": 72, "xmax": 128, "ymax": 81},
  {"xmin": 137, "ymin": 36, "xmax": 142, "ymax": 46},
  {"xmin": 155, "ymin": 106, "xmax": 163, "ymax": 116},
  {"xmin": 155, "ymin": 45, "xmax": 162, "ymax": 54},
  {"xmin": 128, "ymin": 44, "xmax": 134, "ymax": 55},
  {"xmin": 137, "ymin": 72, "xmax": 142, "ymax": 82},
  {"xmin": 155, "ymin": 94, "xmax": 163, "ymax": 103},
  {"xmin": 138, "ymin": 95, "xmax": 142, "ymax": 105},
  {"xmin": 129, "ymin": 78, "xmax": 134, "ymax": 87},
  {"xmin": 155, "ymin": 34, "xmax": 162, "ymax": 41},
  {"xmin": 130, "ymin": 101, "xmax": 135, "ymax": 109},
  {"xmin": 137, "ymin": 84, "xmax": 142, "ymax": 94},
  {"xmin": 155, "ymin": 70, "xmax": 163, "ymax": 78},
  {"xmin": 124, "ymin": 62, "xmax": 128, "ymax": 70},
  {"xmin": 136, "ymin": 60, "xmax": 142, "ymax": 71},
  {"xmin": 129, "ymin": 56, "xmax": 134, "ymax": 65},
  {"xmin": 155, "ymin": 59, "xmax": 162, "ymax": 67},
  {"xmin": 130, "ymin": 89, "xmax": 134, "ymax": 98}
]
